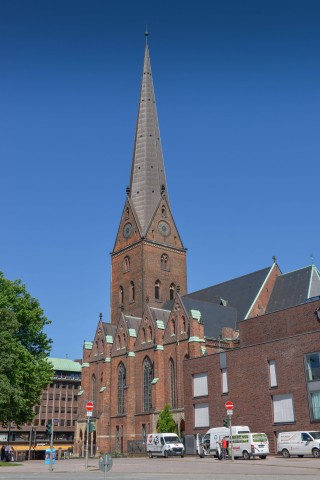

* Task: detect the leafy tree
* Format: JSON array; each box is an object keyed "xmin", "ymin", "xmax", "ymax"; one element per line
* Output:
[
  {"xmin": 0, "ymin": 272, "xmax": 53, "ymax": 426},
  {"xmin": 157, "ymin": 404, "xmax": 177, "ymax": 433}
]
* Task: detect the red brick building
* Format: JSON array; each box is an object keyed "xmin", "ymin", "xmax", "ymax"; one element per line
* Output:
[
  {"xmin": 184, "ymin": 298, "xmax": 320, "ymax": 454},
  {"xmin": 76, "ymin": 35, "xmax": 320, "ymax": 456}
]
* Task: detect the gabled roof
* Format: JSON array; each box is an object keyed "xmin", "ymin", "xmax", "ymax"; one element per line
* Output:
[
  {"xmin": 185, "ymin": 266, "xmax": 273, "ymax": 321},
  {"xmin": 129, "ymin": 37, "xmax": 168, "ymax": 235},
  {"xmin": 265, "ymin": 265, "xmax": 320, "ymax": 314}
]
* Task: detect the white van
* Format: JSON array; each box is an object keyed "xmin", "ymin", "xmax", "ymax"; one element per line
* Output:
[
  {"xmin": 147, "ymin": 433, "xmax": 184, "ymax": 458},
  {"xmin": 277, "ymin": 431, "xmax": 320, "ymax": 458},
  {"xmin": 199, "ymin": 426, "xmax": 250, "ymax": 458},
  {"xmin": 199, "ymin": 427, "xmax": 268, "ymax": 460}
]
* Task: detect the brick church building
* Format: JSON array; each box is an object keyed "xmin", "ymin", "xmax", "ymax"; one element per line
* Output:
[{"xmin": 75, "ymin": 36, "xmax": 320, "ymax": 455}]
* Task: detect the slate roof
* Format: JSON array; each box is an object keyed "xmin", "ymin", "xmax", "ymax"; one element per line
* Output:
[
  {"xmin": 185, "ymin": 266, "xmax": 273, "ymax": 321},
  {"xmin": 129, "ymin": 39, "xmax": 168, "ymax": 234},
  {"xmin": 102, "ymin": 322, "xmax": 117, "ymax": 338},
  {"xmin": 124, "ymin": 315, "xmax": 141, "ymax": 334},
  {"xmin": 265, "ymin": 265, "xmax": 320, "ymax": 314},
  {"xmin": 149, "ymin": 307, "xmax": 171, "ymax": 327}
]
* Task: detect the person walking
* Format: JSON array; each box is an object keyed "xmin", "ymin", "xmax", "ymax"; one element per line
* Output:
[
  {"xmin": 221, "ymin": 437, "xmax": 228, "ymax": 460},
  {"xmin": 0, "ymin": 445, "xmax": 5, "ymax": 461}
]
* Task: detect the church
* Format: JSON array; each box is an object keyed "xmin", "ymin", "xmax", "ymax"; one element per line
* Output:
[{"xmin": 75, "ymin": 36, "xmax": 320, "ymax": 456}]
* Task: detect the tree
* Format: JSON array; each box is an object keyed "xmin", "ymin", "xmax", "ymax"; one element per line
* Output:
[
  {"xmin": 157, "ymin": 404, "xmax": 177, "ymax": 433},
  {"xmin": 0, "ymin": 272, "xmax": 53, "ymax": 426}
]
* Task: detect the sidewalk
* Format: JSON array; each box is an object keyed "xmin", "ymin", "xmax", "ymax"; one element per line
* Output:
[{"xmin": 0, "ymin": 458, "xmax": 99, "ymax": 473}]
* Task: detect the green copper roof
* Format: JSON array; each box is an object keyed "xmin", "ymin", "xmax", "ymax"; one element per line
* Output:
[{"xmin": 48, "ymin": 357, "xmax": 82, "ymax": 372}]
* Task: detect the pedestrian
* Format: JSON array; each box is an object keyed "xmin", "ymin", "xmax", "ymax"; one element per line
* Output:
[
  {"xmin": 221, "ymin": 437, "xmax": 228, "ymax": 460},
  {"xmin": 0, "ymin": 445, "xmax": 5, "ymax": 461},
  {"xmin": 11, "ymin": 446, "xmax": 15, "ymax": 462},
  {"xmin": 4, "ymin": 445, "xmax": 10, "ymax": 462}
]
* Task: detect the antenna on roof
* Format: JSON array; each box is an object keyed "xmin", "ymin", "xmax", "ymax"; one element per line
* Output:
[{"xmin": 272, "ymin": 255, "xmax": 277, "ymax": 264}]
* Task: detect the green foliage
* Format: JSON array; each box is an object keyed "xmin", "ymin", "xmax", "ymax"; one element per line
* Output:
[
  {"xmin": 157, "ymin": 404, "xmax": 177, "ymax": 433},
  {"xmin": 0, "ymin": 272, "xmax": 53, "ymax": 426}
]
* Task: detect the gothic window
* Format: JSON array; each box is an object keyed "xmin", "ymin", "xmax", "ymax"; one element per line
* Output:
[
  {"xmin": 117, "ymin": 335, "xmax": 121, "ymax": 349},
  {"xmin": 117, "ymin": 363, "xmax": 126, "ymax": 414},
  {"xmin": 161, "ymin": 205, "xmax": 167, "ymax": 218},
  {"xmin": 155, "ymin": 280, "xmax": 161, "ymax": 300},
  {"xmin": 122, "ymin": 333, "xmax": 126, "ymax": 348},
  {"xmin": 182, "ymin": 315, "xmax": 186, "ymax": 333},
  {"xmin": 170, "ymin": 359, "xmax": 176, "ymax": 408},
  {"xmin": 123, "ymin": 256, "xmax": 130, "ymax": 273},
  {"xmin": 142, "ymin": 328, "xmax": 146, "ymax": 343},
  {"xmin": 170, "ymin": 283, "xmax": 175, "ymax": 300},
  {"xmin": 130, "ymin": 281, "xmax": 135, "ymax": 302},
  {"xmin": 143, "ymin": 357, "xmax": 153, "ymax": 412},
  {"xmin": 161, "ymin": 254, "xmax": 170, "ymax": 271},
  {"xmin": 125, "ymin": 207, "xmax": 129, "ymax": 219},
  {"xmin": 91, "ymin": 375, "xmax": 96, "ymax": 403},
  {"xmin": 119, "ymin": 286, "xmax": 124, "ymax": 304},
  {"xmin": 171, "ymin": 318, "xmax": 176, "ymax": 335},
  {"xmin": 148, "ymin": 326, "xmax": 152, "ymax": 341}
]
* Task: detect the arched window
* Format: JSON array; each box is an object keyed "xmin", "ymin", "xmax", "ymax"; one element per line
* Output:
[
  {"xmin": 148, "ymin": 326, "xmax": 152, "ymax": 341},
  {"xmin": 170, "ymin": 283, "xmax": 175, "ymax": 300},
  {"xmin": 122, "ymin": 333, "xmax": 126, "ymax": 348},
  {"xmin": 155, "ymin": 280, "xmax": 161, "ymax": 300},
  {"xmin": 117, "ymin": 334, "xmax": 121, "ymax": 350},
  {"xmin": 143, "ymin": 357, "xmax": 153, "ymax": 412},
  {"xmin": 170, "ymin": 359, "xmax": 176, "ymax": 408},
  {"xmin": 117, "ymin": 363, "xmax": 126, "ymax": 414},
  {"xmin": 142, "ymin": 328, "xmax": 146, "ymax": 343},
  {"xmin": 161, "ymin": 254, "xmax": 170, "ymax": 271},
  {"xmin": 182, "ymin": 316, "xmax": 186, "ymax": 332},
  {"xmin": 130, "ymin": 281, "xmax": 135, "ymax": 302},
  {"xmin": 161, "ymin": 205, "xmax": 167, "ymax": 218},
  {"xmin": 119, "ymin": 286, "xmax": 124, "ymax": 304},
  {"xmin": 91, "ymin": 374, "xmax": 96, "ymax": 403},
  {"xmin": 171, "ymin": 318, "xmax": 176, "ymax": 335},
  {"xmin": 123, "ymin": 256, "xmax": 130, "ymax": 273}
]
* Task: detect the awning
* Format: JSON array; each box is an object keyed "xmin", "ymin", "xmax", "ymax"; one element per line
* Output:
[{"xmin": 9, "ymin": 444, "xmax": 73, "ymax": 451}]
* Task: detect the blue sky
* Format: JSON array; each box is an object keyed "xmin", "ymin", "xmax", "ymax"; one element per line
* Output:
[{"xmin": 1, "ymin": 0, "xmax": 319, "ymax": 360}]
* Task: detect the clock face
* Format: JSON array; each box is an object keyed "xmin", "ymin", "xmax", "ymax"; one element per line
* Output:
[
  {"xmin": 158, "ymin": 221, "xmax": 171, "ymax": 237},
  {"xmin": 123, "ymin": 223, "xmax": 132, "ymax": 238}
]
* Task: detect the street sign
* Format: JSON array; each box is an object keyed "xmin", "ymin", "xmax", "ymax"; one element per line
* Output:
[
  {"xmin": 86, "ymin": 410, "xmax": 93, "ymax": 417},
  {"xmin": 86, "ymin": 401, "xmax": 94, "ymax": 412},
  {"xmin": 225, "ymin": 401, "xmax": 234, "ymax": 410},
  {"xmin": 227, "ymin": 409, "xmax": 233, "ymax": 415}
]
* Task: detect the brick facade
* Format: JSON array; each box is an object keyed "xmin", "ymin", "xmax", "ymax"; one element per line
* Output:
[{"xmin": 183, "ymin": 299, "xmax": 320, "ymax": 454}]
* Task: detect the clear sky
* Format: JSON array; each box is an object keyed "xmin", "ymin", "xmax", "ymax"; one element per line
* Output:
[{"xmin": 1, "ymin": 0, "xmax": 319, "ymax": 360}]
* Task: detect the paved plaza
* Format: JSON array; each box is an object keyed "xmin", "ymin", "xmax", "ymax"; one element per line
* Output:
[{"xmin": 1, "ymin": 456, "xmax": 320, "ymax": 480}]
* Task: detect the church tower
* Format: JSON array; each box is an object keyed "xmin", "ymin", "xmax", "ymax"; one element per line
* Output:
[{"xmin": 111, "ymin": 34, "xmax": 187, "ymax": 322}]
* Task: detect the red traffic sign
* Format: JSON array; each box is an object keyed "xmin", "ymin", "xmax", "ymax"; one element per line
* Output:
[
  {"xmin": 225, "ymin": 401, "xmax": 234, "ymax": 410},
  {"xmin": 86, "ymin": 401, "xmax": 94, "ymax": 412}
]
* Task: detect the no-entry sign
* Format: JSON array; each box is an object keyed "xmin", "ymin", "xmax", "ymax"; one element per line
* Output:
[
  {"xmin": 225, "ymin": 401, "xmax": 234, "ymax": 410},
  {"xmin": 86, "ymin": 401, "xmax": 94, "ymax": 412}
]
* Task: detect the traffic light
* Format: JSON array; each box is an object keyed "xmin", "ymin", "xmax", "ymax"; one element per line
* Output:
[
  {"xmin": 223, "ymin": 417, "xmax": 229, "ymax": 428},
  {"xmin": 46, "ymin": 422, "xmax": 52, "ymax": 436},
  {"xmin": 89, "ymin": 423, "xmax": 96, "ymax": 433}
]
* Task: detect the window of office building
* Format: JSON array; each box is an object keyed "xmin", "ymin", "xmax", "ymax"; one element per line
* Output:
[
  {"xmin": 193, "ymin": 373, "xmax": 208, "ymax": 397},
  {"xmin": 194, "ymin": 403, "xmax": 209, "ymax": 428},
  {"xmin": 272, "ymin": 393, "xmax": 295, "ymax": 423}
]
